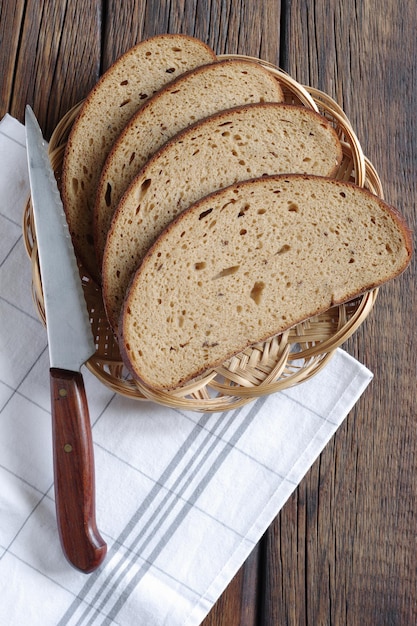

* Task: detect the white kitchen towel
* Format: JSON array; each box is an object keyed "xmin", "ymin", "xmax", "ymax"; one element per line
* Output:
[{"xmin": 0, "ymin": 114, "xmax": 373, "ymax": 626}]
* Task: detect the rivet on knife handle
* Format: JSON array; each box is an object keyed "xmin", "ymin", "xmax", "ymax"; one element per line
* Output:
[{"xmin": 50, "ymin": 368, "xmax": 107, "ymax": 573}]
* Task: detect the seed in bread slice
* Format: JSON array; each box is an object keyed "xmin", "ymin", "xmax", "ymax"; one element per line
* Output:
[
  {"xmin": 94, "ymin": 58, "xmax": 284, "ymax": 266},
  {"xmin": 61, "ymin": 34, "xmax": 217, "ymax": 281},
  {"xmin": 119, "ymin": 174, "xmax": 412, "ymax": 391},
  {"xmin": 102, "ymin": 102, "xmax": 343, "ymax": 332}
]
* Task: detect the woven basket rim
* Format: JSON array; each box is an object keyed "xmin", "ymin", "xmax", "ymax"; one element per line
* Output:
[{"xmin": 23, "ymin": 54, "xmax": 380, "ymax": 412}]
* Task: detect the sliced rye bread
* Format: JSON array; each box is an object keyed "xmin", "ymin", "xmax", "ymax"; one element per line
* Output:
[
  {"xmin": 102, "ymin": 102, "xmax": 343, "ymax": 331},
  {"xmin": 94, "ymin": 58, "xmax": 284, "ymax": 266},
  {"xmin": 119, "ymin": 174, "xmax": 412, "ymax": 391},
  {"xmin": 61, "ymin": 34, "xmax": 217, "ymax": 281}
]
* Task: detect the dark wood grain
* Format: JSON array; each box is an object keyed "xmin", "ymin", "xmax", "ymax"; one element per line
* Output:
[
  {"xmin": 2, "ymin": 0, "xmax": 416, "ymax": 623},
  {"xmin": 5, "ymin": 1, "xmax": 101, "ymax": 138},
  {"xmin": 262, "ymin": 2, "xmax": 417, "ymax": 625},
  {"xmin": 0, "ymin": 1, "xmax": 26, "ymax": 115},
  {"xmin": 101, "ymin": 0, "xmax": 281, "ymax": 69}
]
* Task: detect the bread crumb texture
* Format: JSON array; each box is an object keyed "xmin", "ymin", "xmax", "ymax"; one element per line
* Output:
[
  {"xmin": 103, "ymin": 102, "xmax": 343, "ymax": 331},
  {"xmin": 119, "ymin": 175, "xmax": 412, "ymax": 391},
  {"xmin": 61, "ymin": 34, "xmax": 217, "ymax": 281},
  {"xmin": 94, "ymin": 59, "xmax": 284, "ymax": 265}
]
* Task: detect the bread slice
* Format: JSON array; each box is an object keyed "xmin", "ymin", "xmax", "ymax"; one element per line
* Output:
[
  {"xmin": 61, "ymin": 34, "xmax": 217, "ymax": 281},
  {"xmin": 119, "ymin": 174, "xmax": 412, "ymax": 391},
  {"xmin": 94, "ymin": 59, "xmax": 284, "ymax": 266},
  {"xmin": 102, "ymin": 102, "xmax": 343, "ymax": 331}
]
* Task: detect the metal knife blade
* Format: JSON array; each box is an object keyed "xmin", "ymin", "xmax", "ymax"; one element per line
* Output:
[{"xmin": 25, "ymin": 105, "xmax": 107, "ymax": 573}]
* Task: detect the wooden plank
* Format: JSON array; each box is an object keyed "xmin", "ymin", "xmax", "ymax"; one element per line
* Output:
[
  {"xmin": 204, "ymin": 545, "xmax": 261, "ymax": 626},
  {"xmin": 8, "ymin": 0, "xmax": 101, "ymax": 137},
  {"xmin": 101, "ymin": 0, "xmax": 146, "ymax": 70},
  {"xmin": 102, "ymin": 0, "xmax": 281, "ymax": 71},
  {"xmin": 0, "ymin": 1, "xmax": 26, "ymax": 116},
  {"xmin": 262, "ymin": 1, "xmax": 417, "ymax": 624}
]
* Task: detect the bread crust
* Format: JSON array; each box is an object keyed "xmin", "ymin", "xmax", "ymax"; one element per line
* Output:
[
  {"xmin": 102, "ymin": 102, "xmax": 344, "ymax": 331},
  {"xmin": 61, "ymin": 34, "xmax": 217, "ymax": 282},
  {"xmin": 119, "ymin": 174, "xmax": 412, "ymax": 391},
  {"xmin": 93, "ymin": 58, "xmax": 284, "ymax": 266}
]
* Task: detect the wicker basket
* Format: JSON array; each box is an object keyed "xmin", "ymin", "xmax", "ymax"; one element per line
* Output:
[{"xmin": 23, "ymin": 55, "xmax": 381, "ymax": 412}]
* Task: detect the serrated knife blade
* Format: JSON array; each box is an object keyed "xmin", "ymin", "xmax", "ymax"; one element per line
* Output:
[{"xmin": 25, "ymin": 105, "xmax": 106, "ymax": 573}]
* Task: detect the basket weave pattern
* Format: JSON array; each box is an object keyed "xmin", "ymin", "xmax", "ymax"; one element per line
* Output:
[{"xmin": 23, "ymin": 56, "xmax": 381, "ymax": 412}]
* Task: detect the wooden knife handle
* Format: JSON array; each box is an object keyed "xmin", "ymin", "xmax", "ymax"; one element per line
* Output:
[{"xmin": 50, "ymin": 367, "xmax": 107, "ymax": 573}]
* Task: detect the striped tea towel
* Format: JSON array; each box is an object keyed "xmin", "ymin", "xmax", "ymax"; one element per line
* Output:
[{"xmin": 0, "ymin": 114, "xmax": 373, "ymax": 626}]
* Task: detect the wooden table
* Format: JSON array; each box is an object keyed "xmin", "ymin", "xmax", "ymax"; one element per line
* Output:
[{"xmin": 2, "ymin": 1, "xmax": 415, "ymax": 623}]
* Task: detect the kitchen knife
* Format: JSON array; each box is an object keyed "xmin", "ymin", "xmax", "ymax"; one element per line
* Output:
[{"xmin": 25, "ymin": 105, "xmax": 107, "ymax": 573}]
